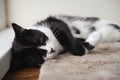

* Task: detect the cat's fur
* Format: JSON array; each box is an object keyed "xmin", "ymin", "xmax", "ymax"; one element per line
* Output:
[{"xmin": 10, "ymin": 15, "xmax": 120, "ymax": 70}]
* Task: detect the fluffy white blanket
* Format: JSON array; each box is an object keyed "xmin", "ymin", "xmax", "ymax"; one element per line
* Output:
[{"xmin": 39, "ymin": 42, "xmax": 120, "ymax": 80}]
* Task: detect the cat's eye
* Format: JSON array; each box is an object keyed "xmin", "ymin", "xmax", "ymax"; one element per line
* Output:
[{"xmin": 40, "ymin": 37, "xmax": 44, "ymax": 44}]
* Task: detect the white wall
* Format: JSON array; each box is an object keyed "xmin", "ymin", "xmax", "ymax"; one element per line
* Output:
[
  {"xmin": 7, "ymin": 0, "xmax": 120, "ymax": 27},
  {"xmin": 0, "ymin": 0, "xmax": 6, "ymax": 29}
]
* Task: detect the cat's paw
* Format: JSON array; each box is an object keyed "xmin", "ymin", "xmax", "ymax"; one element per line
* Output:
[
  {"xmin": 86, "ymin": 31, "xmax": 102, "ymax": 46},
  {"xmin": 72, "ymin": 44, "xmax": 85, "ymax": 56},
  {"xmin": 72, "ymin": 51, "xmax": 85, "ymax": 56}
]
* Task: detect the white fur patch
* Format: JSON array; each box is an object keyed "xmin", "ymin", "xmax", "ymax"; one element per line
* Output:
[
  {"xmin": 39, "ymin": 40, "xmax": 57, "ymax": 60},
  {"xmin": 71, "ymin": 20, "xmax": 91, "ymax": 39},
  {"xmin": 30, "ymin": 25, "xmax": 64, "ymax": 60},
  {"xmin": 85, "ymin": 31, "xmax": 102, "ymax": 46}
]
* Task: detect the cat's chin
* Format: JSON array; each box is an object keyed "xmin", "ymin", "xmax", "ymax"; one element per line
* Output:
[{"xmin": 44, "ymin": 52, "xmax": 58, "ymax": 61}]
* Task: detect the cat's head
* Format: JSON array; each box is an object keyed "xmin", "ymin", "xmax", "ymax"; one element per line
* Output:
[{"xmin": 11, "ymin": 23, "xmax": 57, "ymax": 69}]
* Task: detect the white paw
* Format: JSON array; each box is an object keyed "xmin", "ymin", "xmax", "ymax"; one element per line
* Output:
[{"xmin": 86, "ymin": 31, "xmax": 102, "ymax": 46}]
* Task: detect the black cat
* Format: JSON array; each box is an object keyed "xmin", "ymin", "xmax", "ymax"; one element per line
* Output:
[{"xmin": 10, "ymin": 15, "xmax": 120, "ymax": 70}]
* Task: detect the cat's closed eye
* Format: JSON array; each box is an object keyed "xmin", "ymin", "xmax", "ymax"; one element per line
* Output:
[
  {"xmin": 39, "ymin": 36, "xmax": 48, "ymax": 45},
  {"xmin": 40, "ymin": 36, "xmax": 44, "ymax": 44}
]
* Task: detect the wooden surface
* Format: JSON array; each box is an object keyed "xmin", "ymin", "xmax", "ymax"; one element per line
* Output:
[{"xmin": 2, "ymin": 68, "xmax": 40, "ymax": 80}]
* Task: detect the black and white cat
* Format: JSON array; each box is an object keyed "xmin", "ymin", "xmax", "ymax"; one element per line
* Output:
[{"xmin": 10, "ymin": 15, "xmax": 120, "ymax": 70}]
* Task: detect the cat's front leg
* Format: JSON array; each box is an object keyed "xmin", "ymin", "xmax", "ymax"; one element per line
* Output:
[{"xmin": 83, "ymin": 31, "xmax": 102, "ymax": 53}]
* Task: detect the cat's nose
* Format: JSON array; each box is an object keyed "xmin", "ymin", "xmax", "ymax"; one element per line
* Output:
[{"xmin": 50, "ymin": 48, "xmax": 55, "ymax": 53}]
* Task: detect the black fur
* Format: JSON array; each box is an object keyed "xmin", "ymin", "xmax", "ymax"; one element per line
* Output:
[
  {"xmin": 85, "ymin": 17, "xmax": 99, "ymax": 22},
  {"xmin": 109, "ymin": 24, "xmax": 120, "ymax": 31},
  {"xmin": 83, "ymin": 42, "xmax": 94, "ymax": 51},
  {"xmin": 89, "ymin": 26, "xmax": 96, "ymax": 32},
  {"xmin": 41, "ymin": 16, "xmax": 72, "ymax": 36},
  {"xmin": 12, "ymin": 23, "xmax": 48, "ymax": 53},
  {"xmin": 75, "ymin": 38, "xmax": 86, "ymax": 44},
  {"xmin": 10, "ymin": 47, "xmax": 46, "ymax": 70},
  {"xmin": 72, "ymin": 26, "xmax": 81, "ymax": 34}
]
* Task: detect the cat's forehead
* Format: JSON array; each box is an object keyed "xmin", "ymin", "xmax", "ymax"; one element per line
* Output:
[
  {"xmin": 13, "ymin": 28, "xmax": 49, "ymax": 49},
  {"xmin": 22, "ymin": 29, "xmax": 46, "ymax": 36},
  {"xmin": 21, "ymin": 29, "xmax": 48, "ymax": 40}
]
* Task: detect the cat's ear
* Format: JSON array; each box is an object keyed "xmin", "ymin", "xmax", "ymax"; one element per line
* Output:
[{"xmin": 12, "ymin": 23, "xmax": 25, "ymax": 36}]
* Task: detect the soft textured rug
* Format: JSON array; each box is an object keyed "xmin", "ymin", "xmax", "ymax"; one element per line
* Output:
[{"xmin": 39, "ymin": 42, "xmax": 120, "ymax": 80}]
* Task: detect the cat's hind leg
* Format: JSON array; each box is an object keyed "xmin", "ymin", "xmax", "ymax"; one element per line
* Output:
[{"xmin": 83, "ymin": 31, "xmax": 102, "ymax": 53}]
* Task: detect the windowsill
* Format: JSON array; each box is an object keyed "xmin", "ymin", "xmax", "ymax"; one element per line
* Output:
[
  {"xmin": 0, "ymin": 27, "xmax": 14, "ymax": 80},
  {"xmin": 0, "ymin": 27, "xmax": 14, "ymax": 59}
]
